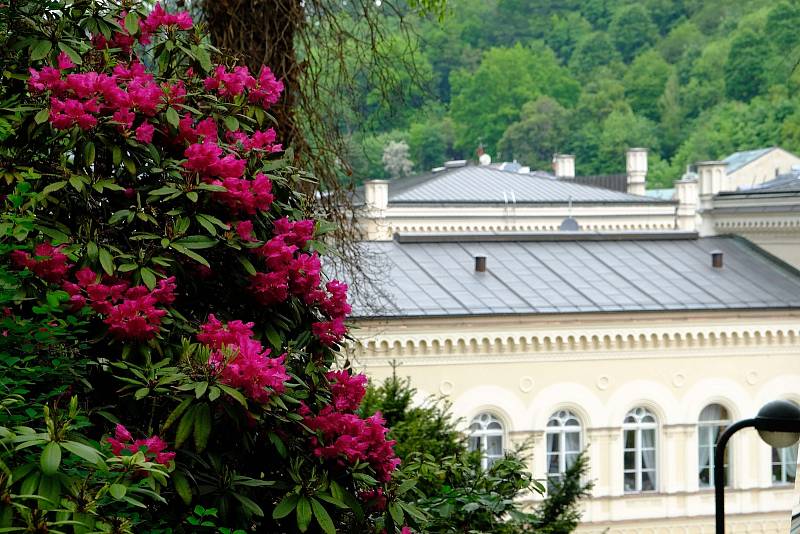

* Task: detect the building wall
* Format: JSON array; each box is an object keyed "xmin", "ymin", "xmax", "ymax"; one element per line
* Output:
[
  {"xmin": 349, "ymin": 311, "xmax": 800, "ymax": 531},
  {"xmin": 728, "ymin": 149, "xmax": 800, "ymax": 190}
]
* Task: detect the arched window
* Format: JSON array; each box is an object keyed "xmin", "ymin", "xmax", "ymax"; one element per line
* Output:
[
  {"xmin": 698, "ymin": 404, "xmax": 731, "ymax": 488},
  {"xmin": 546, "ymin": 410, "xmax": 582, "ymax": 489},
  {"xmin": 623, "ymin": 407, "xmax": 657, "ymax": 493},
  {"xmin": 773, "ymin": 401, "xmax": 799, "ymax": 485},
  {"xmin": 468, "ymin": 413, "xmax": 504, "ymax": 469}
]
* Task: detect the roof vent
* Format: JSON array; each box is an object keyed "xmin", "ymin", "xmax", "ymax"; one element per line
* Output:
[
  {"xmin": 431, "ymin": 166, "xmax": 446, "ymax": 173},
  {"xmin": 711, "ymin": 250, "xmax": 723, "ymax": 269},
  {"xmin": 559, "ymin": 216, "xmax": 579, "ymax": 232},
  {"xmin": 475, "ymin": 256, "xmax": 487, "ymax": 273},
  {"xmin": 444, "ymin": 159, "xmax": 467, "ymax": 168}
]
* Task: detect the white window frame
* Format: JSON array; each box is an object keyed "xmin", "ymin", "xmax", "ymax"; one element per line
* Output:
[
  {"xmin": 772, "ymin": 445, "xmax": 798, "ymax": 485},
  {"xmin": 546, "ymin": 410, "xmax": 582, "ymax": 487},
  {"xmin": 698, "ymin": 404, "xmax": 731, "ymax": 489},
  {"xmin": 622, "ymin": 407, "xmax": 658, "ymax": 493},
  {"xmin": 468, "ymin": 412, "xmax": 505, "ymax": 470}
]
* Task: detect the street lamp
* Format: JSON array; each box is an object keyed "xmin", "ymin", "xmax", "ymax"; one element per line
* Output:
[{"xmin": 715, "ymin": 400, "xmax": 800, "ymax": 534}]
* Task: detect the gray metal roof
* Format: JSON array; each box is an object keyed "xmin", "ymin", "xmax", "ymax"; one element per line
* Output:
[
  {"xmin": 348, "ymin": 235, "xmax": 800, "ymax": 318},
  {"xmin": 386, "ymin": 166, "xmax": 665, "ymax": 204},
  {"xmin": 717, "ymin": 169, "xmax": 800, "ymax": 199},
  {"xmin": 722, "ymin": 147, "xmax": 774, "ymax": 174}
]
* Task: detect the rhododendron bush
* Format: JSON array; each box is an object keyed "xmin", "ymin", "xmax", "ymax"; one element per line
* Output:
[{"xmin": 0, "ymin": 2, "xmax": 415, "ymax": 532}]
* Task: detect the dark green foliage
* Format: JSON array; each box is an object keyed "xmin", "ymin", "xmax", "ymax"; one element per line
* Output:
[
  {"xmin": 609, "ymin": 5, "xmax": 658, "ymax": 63},
  {"xmin": 363, "ymin": 370, "xmax": 593, "ymax": 533},
  {"xmin": 724, "ymin": 30, "xmax": 768, "ymax": 102}
]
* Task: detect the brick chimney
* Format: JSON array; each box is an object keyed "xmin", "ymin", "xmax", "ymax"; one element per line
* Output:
[
  {"xmin": 626, "ymin": 148, "xmax": 647, "ymax": 196},
  {"xmin": 553, "ymin": 154, "xmax": 575, "ymax": 179}
]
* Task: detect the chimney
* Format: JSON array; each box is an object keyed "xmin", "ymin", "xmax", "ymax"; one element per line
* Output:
[
  {"xmin": 711, "ymin": 250, "xmax": 723, "ymax": 269},
  {"xmin": 479, "ymin": 153, "xmax": 492, "ymax": 166},
  {"xmin": 363, "ymin": 180, "xmax": 389, "ymax": 212},
  {"xmin": 675, "ymin": 175, "xmax": 698, "ymax": 231},
  {"xmin": 553, "ymin": 154, "xmax": 575, "ymax": 179},
  {"xmin": 475, "ymin": 256, "xmax": 486, "ymax": 272},
  {"xmin": 696, "ymin": 160, "xmax": 728, "ymax": 207},
  {"xmin": 626, "ymin": 148, "xmax": 648, "ymax": 196}
]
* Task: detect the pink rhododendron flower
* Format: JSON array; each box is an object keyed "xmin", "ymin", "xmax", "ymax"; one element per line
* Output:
[
  {"xmin": 212, "ymin": 173, "xmax": 274, "ymax": 215},
  {"xmin": 250, "ymin": 271, "xmax": 290, "ymax": 305},
  {"xmin": 198, "ymin": 316, "xmax": 290, "ymax": 403},
  {"xmin": 249, "ymin": 66, "xmax": 284, "ymax": 108},
  {"xmin": 273, "ymin": 217, "xmax": 315, "ymax": 248},
  {"xmin": 107, "ymin": 424, "xmax": 176, "ymax": 465},
  {"xmin": 312, "ymin": 317, "xmax": 347, "ymax": 346},
  {"xmin": 305, "ymin": 408, "xmax": 399, "ymax": 482},
  {"xmin": 135, "ymin": 121, "xmax": 154, "ymax": 143},
  {"xmin": 112, "ymin": 108, "xmax": 136, "ymax": 130},
  {"xmin": 236, "ymin": 221, "xmax": 257, "ymax": 242},
  {"xmin": 139, "ymin": 3, "xmax": 193, "ymax": 45},
  {"xmin": 326, "ymin": 370, "xmax": 367, "ymax": 412},
  {"xmin": 57, "ymin": 52, "xmax": 75, "ymax": 70},
  {"xmin": 10, "ymin": 242, "xmax": 73, "ymax": 283},
  {"xmin": 288, "ymin": 253, "xmax": 322, "ymax": 297}
]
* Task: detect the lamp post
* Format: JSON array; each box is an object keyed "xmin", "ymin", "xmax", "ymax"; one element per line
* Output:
[{"xmin": 715, "ymin": 400, "xmax": 800, "ymax": 534}]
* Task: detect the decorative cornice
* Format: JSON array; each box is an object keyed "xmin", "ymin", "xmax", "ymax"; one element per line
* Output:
[
  {"xmin": 348, "ymin": 324, "xmax": 800, "ymax": 365},
  {"xmin": 714, "ymin": 216, "xmax": 800, "ymax": 233}
]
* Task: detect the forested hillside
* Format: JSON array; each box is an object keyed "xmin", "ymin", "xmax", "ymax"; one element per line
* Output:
[{"xmin": 344, "ymin": 0, "xmax": 800, "ymax": 188}]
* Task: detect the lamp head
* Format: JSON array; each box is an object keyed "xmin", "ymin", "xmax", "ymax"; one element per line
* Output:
[{"xmin": 755, "ymin": 400, "xmax": 800, "ymax": 448}]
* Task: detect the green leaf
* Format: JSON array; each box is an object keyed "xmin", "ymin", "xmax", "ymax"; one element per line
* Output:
[
  {"xmin": 216, "ymin": 384, "xmax": 247, "ymax": 407},
  {"xmin": 174, "ymin": 235, "xmax": 218, "ymax": 249},
  {"xmin": 193, "ymin": 403, "xmax": 211, "ymax": 452},
  {"xmin": 195, "ymin": 215, "xmax": 217, "ymax": 236},
  {"xmin": 170, "ymin": 243, "xmax": 210, "ymax": 267},
  {"xmin": 112, "ymin": 146, "xmax": 122, "ymax": 166},
  {"xmin": 30, "ymin": 40, "xmax": 52, "ymax": 61},
  {"xmin": 39, "ymin": 181, "xmax": 67, "ymax": 197},
  {"xmin": 148, "ymin": 185, "xmax": 180, "ymax": 196},
  {"xmin": 208, "ymin": 386, "xmax": 221, "ymax": 402},
  {"xmin": 175, "ymin": 405, "xmax": 196, "ymax": 448},
  {"xmin": 61, "ymin": 441, "xmax": 104, "ymax": 465},
  {"xmin": 315, "ymin": 492, "xmax": 347, "ymax": 509},
  {"xmin": 166, "ymin": 107, "xmax": 180, "ymax": 128},
  {"xmin": 224, "ymin": 115, "xmax": 239, "ymax": 132},
  {"xmin": 272, "ymin": 493, "xmax": 299, "ymax": 519},
  {"xmin": 34, "ymin": 108, "xmax": 50, "ymax": 124},
  {"xmin": 124, "ymin": 11, "xmax": 140, "ymax": 35},
  {"xmin": 296, "ymin": 496, "xmax": 312, "ymax": 532},
  {"xmin": 98, "ymin": 248, "xmax": 114, "ymax": 275},
  {"xmin": 139, "ymin": 267, "xmax": 156, "ymax": 289},
  {"xmin": 162, "ymin": 397, "xmax": 193, "ymax": 432},
  {"xmin": 233, "ymin": 493, "xmax": 264, "ymax": 518},
  {"xmin": 134, "ymin": 387, "xmax": 150, "ymax": 400},
  {"xmin": 389, "ymin": 502, "xmax": 404, "ymax": 526},
  {"xmin": 173, "ymin": 471, "xmax": 192, "ymax": 505},
  {"xmin": 109, "ymin": 483, "xmax": 127, "ymax": 500},
  {"xmin": 311, "ymin": 498, "xmax": 335, "ymax": 534},
  {"xmin": 84, "ymin": 142, "xmax": 95, "ymax": 166},
  {"xmin": 86, "ymin": 241, "xmax": 99, "ymax": 261},
  {"xmin": 191, "ymin": 44, "xmax": 212, "ymax": 72},
  {"xmin": 186, "ymin": 191, "xmax": 198, "ymax": 202},
  {"xmin": 237, "ymin": 255, "xmax": 257, "ymax": 275},
  {"xmin": 57, "ymin": 42, "xmax": 82, "ymax": 65},
  {"xmin": 194, "ymin": 381, "xmax": 208, "ymax": 399},
  {"xmin": 264, "ymin": 324, "xmax": 282, "ymax": 351},
  {"xmin": 68, "ymin": 175, "xmax": 84, "ymax": 192},
  {"xmin": 40, "ymin": 442, "xmax": 61, "ymax": 475}
]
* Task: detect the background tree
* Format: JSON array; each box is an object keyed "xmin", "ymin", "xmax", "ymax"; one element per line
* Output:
[
  {"xmin": 609, "ymin": 5, "xmax": 658, "ymax": 62},
  {"xmin": 382, "ymin": 141, "xmax": 414, "ymax": 179},
  {"xmin": 499, "ymin": 97, "xmax": 569, "ymax": 169},
  {"xmin": 724, "ymin": 29, "xmax": 768, "ymax": 102}
]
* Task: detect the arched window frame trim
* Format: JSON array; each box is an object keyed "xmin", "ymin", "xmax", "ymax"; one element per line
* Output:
[
  {"xmin": 467, "ymin": 412, "xmax": 506, "ymax": 470},
  {"xmin": 622, "ymin": 406, "xmax": 659, "ymax": 493}
]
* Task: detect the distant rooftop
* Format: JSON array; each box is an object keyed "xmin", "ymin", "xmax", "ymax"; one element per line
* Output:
[
  {"xmin": 347, "ymin": 235, "xmax": 800, "ymax": 318},
  {"xmin": 646, "ymin": 188, "xmax": 676, "ymax": 200},
  {"xmin": 722, "ymin": 147, "xmax": 774, "ymax": 174},
  {"xmin": 717, "ymin": 168, "xmax": 800, "ymax": 198},
  {"xmin": 380, "ymin": 165, "xmax": 665, "ymax": 205}
]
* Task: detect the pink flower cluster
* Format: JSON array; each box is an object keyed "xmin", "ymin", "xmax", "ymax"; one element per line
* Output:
[
  {"xmin": 303, "ymin": 408, "xmax": 399, "ymax": 482},
  {"xmin": 183, "ymin": 141, "xmax": 246, "ymax": 181},
  {"xmin": 198, "ymin": 315, "xmax": 290, "ymax": 404},
  {"xmin": 227, "ymin": 128, "xmax": 282, "ymax": 154},
  {"xmin": 326, "ymin": 370, "xmax": 367, "ymax": 412},
  {"xmin": 62, "ymin": 267, "xmax": 175, "ymax": 341},
  {"xmin": 29, "ymin": 58, "xmax": 163, "ymax": 134},
  {"xmin": 139, "ymin": 3, "xmax": 193, "ymax": 44},
  {"xmin": 107, "ymin": 424, "xmax": 176, "ymax": 465},
  {"xmin": 10, "ymin": 242, "xmax": 73, "ymax": 283},
  {"xmin": 246, "ymin": 218, "xmax": 351, "ymax": 346},
  {"xmin": 203, "ymin": 65, "xmax": 284, "ymax": 109},
  {"xmin": 212, "ymin": 172, "xmax": 274, "ymax": 215},
  {"xmin": 301, "ymin": 368, "xmax": 399, "ymax": 482}
]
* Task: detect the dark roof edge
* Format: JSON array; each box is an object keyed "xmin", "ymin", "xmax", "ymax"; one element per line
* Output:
[
  {"xmin": 349, "ymin": 305, "xmax": 800, "ymax": 321},
  {"xmin": 394, "ymin": 231, "xmax": 699, "ymax": 244},
  {"xmin": 727, "ymin": 234, "xmax": 800, "ymax": 279},
  {"xmin": 387, "ymin": 198, "xmax": 675, "ymax": 206}
]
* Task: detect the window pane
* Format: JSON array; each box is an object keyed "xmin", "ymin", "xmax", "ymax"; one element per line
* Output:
[
  {"xmin": 547, "ymin": 453, "xmax": 560, "ymax": 474},
  {"xmin": 642, "ymin": 470, "xmax": 656, "ymax": 491},
  {"xmin": 565, "ymin": 452, "xmax": 579, "ymax": 470},
  {"xmin": 488, "ymin": 421, "xmax": 502, "ymax": 430},
  {"xmin": 624, "ymin": 430, "xmax": 635, "ymax": 449},
  {"xmin": 565, "ymin": 431, "xmax": 580, "ymax": 452},
  {"xmin": 624, "ymin": 472, "xmax": 636, "ymax": 492},
  {"xmin": 487, "ymin": 435, "xmax": 503, "ymax": 456},
  {"xmin": 468, "ymin": 436, "xmax": 480, "ymax": 452},
  {"xmin": 547, "ymin": 433, "xmax": 559, "ymax": 453},
  {"xmin": 641, "ymin": 450, "xmax": 656, "ymax": 470},
  {"xmin": 699, "ymin": 467, "xmax": 710, "ymax": 487},
  {"xmin": 624, "ymin": 451, "xmax": 636, "ymax": 470}
]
